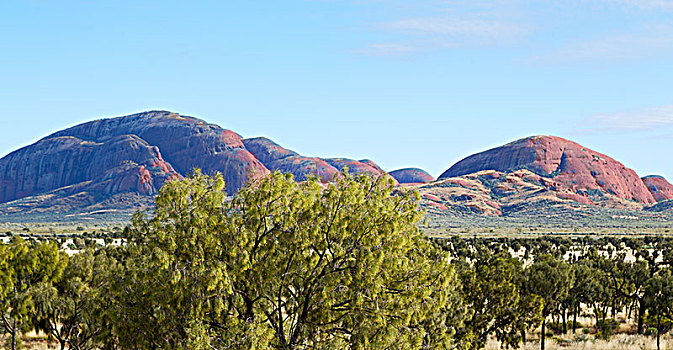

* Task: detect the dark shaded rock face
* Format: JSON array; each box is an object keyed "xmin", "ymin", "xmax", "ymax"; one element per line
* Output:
[
  {"xmin": 389, "ymin": 168, "xmax": 434, "ymax": 184},
  {"xmin": 0, "ymin": 111, "xmax": 390, "ymax": 213},
  {"xmin": 440, "ymin": 135, "xmax": 656, "ymax": 204},
  {"xmin": 0, "ymin": 133, "xmax": 179, "ymax": 203},
  {"xmin": 242, "ymin": 137, "xmax": 340, "ymax": 181},
  {"xmin": 323, "ymin": 158, "xmax": 388, "ymax": 177},
  {"xmin": 242, "ymin": 137, "xmax": 392, "ymax": 183},
  {"xmin": 643, "ymin": 175, "xmax": 673, "ymax": 201},
  {"xmin": 46, "ymin": 111, "xmax": 269, "ymax": 195}
]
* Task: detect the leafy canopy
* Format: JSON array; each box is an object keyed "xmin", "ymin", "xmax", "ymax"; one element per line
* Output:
[{"xmin": 116, "ymin": 170, "xmax": 459, "ymax": 349}]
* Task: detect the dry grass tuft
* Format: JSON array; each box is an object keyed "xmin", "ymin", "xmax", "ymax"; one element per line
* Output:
[{"xmin": 485, "ymin": 334, "xmax": 670, "ymax": 350}]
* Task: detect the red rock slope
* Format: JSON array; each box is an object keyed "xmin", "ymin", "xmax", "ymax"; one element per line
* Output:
[
  {"xmin": 439, "ymin": 136, "xmax": 656, "ymax": 205},
  {"xmin": 643, "ymin": 175, "xmax": 673, "ymax": 201},
  {"xmin": 0, "ymin": 111, "xmax": 391, "ymax": 212},
  {"xmin": 389, "ymin": 168, "xmax": 434, "ymax": 184}
]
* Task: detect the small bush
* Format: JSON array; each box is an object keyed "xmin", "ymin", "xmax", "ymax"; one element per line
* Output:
[
  {"xmin": 596, "ymin": 318, "xmax": 619, "ymax": 340},
  {"xmin": 569, "ymin": 320, "xmax": 583, "ymax": 329},
  {"xmin": 73, "ymin": 238, "xmax": 86, "ymax": 250},
  {"xmin": 548, "ymin": 320, "xmax": 583, "ymax": 333}
]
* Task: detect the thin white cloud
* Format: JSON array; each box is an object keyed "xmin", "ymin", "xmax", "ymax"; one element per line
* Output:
[
  {"xmin": 380, "ymin": 17, "xmax": 525, "ymax": 40},
  {"xmin": 601, "ymin": 0, "xmax": 673, "ymax": 9},
  {"xmin": 351, "ymin": 42, "xmax": 420, "ymax": 56},
  {"xmin": 531, "ymin": 23, "xmax": 673, "ymax": 62},
  {"xmin": 355, "ymin": 16, "xmax": 528, "ymax": 56},
  {"xmin": 348, "ymin": 1, "xmax": 673, "ymax": 59},
  {"xmin": 578, "ymin": 104, "xmax": 673, "ymax": 133}
]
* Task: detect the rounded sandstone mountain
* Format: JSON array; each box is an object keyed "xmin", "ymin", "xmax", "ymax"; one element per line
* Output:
[
  {"xmin": 642, "ymin": 175, "xmax": 673, "ymax": 201},
  {"xmin": 389, "ymin": 168, "xmax": 434, "ymax": 184},
  {"xmin": 439, "ymin": 135, "xmax": 656, "ymax": 204}
]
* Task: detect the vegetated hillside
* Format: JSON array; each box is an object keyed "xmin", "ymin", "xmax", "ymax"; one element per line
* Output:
[
  {"xmin": 417, "ymin": 135, "xmax": 673, "ymax": 227},
  {"xmin": 439, "ymin": 135, "xmax": 673, "ymax": 205},
  {"xmin": 0, "ymin": 111, "xmax": 389, "ymax": 217},
  {"xmin": 413, "ymin": 169, "xmax": 673, "ymax": 229}
]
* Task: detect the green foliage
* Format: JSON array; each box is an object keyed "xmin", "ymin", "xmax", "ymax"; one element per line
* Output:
[
  {"xmin": 524, "ymin": 254, "xmax": 573, "ymax": 350},
  {"xmin": 644, "ymin": 268, "xmax": 673, "ymax": 349},
  {"xmin": 9, "ymin": 182, "xmax": 673, "ymax": 349},
  {"xmin": 33, "ymin": 247, "xmax": 119, "ymax": 350},
  {"xmin": 595, "ymin": 318, "xmax": 618, "ymax": 340},
  {"xmin": 526, "ymin": 255, "xmax": 573, "ymax": 316},
  {"xmin": 455, "ymin": 252, "xmax": 542, "ymax": 349},
  {"xmin": 644, "ymin": 314, "xmax": 673, "ymax": 335},
  {"xmin": 113, "ymin": 170, "xmax": 460, "ymax": 349},
  {"xmin": 547, "ymin": 320, "xmax": 582, "ymax": 333},
  {"xmin": 0, "ymin": 238, "xmax": 65, "ymax": 350}
]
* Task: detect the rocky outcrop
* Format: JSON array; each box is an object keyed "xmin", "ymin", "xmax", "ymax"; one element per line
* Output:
[
  {"xmin": 0, "ymin": 111, "xmax": 272, "ymax": 206},
  {"xmin": 440, "ymin": 136, "xmax": 656, "ymax": 204},
  {"xmin": 389, "ymin": 168, "xmax": 434, "ymax": 184},
  {"xmin": 47, "ymin": 111, "xmax": 269, "ymax": 194},
  {"xmin": 643, "ymin": 175, "xmax": 673, "ymax": 201},
  {"xmin": 324, "ymin": 158, "xmax": 388, "ymax": 177},
  {"xmin": 242, "ymin": 137, "xmax": 340, "ymax": 181},
  {"xmin": 242, "ymin": 137, "xmax": 392, "ymax": 183},
  {"xmin": 0, "ymin": 133, "xmax": 179, "ymax": 203},
  {"xmin": 7, "ymin": 114, "xmax": 670, "ymax": 219},
  {"xmin": 415, "ymin": 168, "xmax": 646, "ymax": 219},
  {"xmin": 0, "ymin": 111, "xmax": 391, "ymax": 213}
]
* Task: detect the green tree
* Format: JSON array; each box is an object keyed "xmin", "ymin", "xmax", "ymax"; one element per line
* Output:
[
  {"xmin": 525, "ymin": 254, "xmax": 573, "ymax": 350},
  {"xmin": 644, "ymin": 269, "xmax": 673, "ymax": 350},
  {"xmin": 114, "ymin": 170, "xmax": 461, "ymax": 349},
  {"xmin": 0, "ymin": 238, "xmax": 65, "ymax": 350},
  {"xmin": 455, "ymin": 252, "xmax": 542, "ymax": 349},
  {"xmin": 33, "ymin": 247, "xmax": 117, "ymax": 350},
  {"xmin": 566, "ymin": 262, "xmax": 600, "ymax": 334}
]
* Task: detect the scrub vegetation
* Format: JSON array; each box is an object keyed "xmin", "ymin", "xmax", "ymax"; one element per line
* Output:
[{"xmin": 2, "ymin": 172, "xmax": 673, "ymax": 349}]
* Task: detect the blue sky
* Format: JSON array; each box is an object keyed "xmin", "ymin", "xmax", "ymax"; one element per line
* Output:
[{"xmin": 2, "ymin": 0, "xmax": 673, "ymax": 179}]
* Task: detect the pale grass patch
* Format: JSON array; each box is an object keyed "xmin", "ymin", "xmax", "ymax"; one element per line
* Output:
[{"xmin": 485, "ymin": 334, "xmax": 670, "ymax": 350}]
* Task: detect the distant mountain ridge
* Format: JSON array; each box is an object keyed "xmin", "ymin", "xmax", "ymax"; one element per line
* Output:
[
  {"xmin": 0, "ymin": 111, "xmax": 400, "ymax": 215},
  {"xmin": 413, "ymin": 135, "xmax": 673, "ymax": 221},
  {"xmin": 1, "ymin": 112, "xmax": 672, "ymax": 221},
  {"xmin": 439, "ymin": 135, "xmax": 661, "ymax": 204}
]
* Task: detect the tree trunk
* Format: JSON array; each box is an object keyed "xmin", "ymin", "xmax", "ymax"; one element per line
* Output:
[
  {"xmin": 638, "ymin": 299, "xmax": 646, "ymax": 334},
  {"xmin": 521, "ymin": 329, "xmax": 527, "ymax": 347},
  {"xmin": 11, "ymin": 319, "xmax": 17, "ymax": 350},
  {"xmin": 573, "ymin": 306, "xmax": 578, "ymax": 333},
  {"xmin": 541, "ymin": 318, "xmax": 546, "ymax": 350},
  {"xmin": 562, "ymin": 309, "xmax": 567, "ymax": 334},
  {"xmin": 657, "ymin": 317, "xmax": 661, "ymax": 350},
  {"xmin": 611, "ymin": 300, "xmax": 616, "ymax": 319},
  {"xmin": 594, "ymin": 305, "xmax": 600, "ymax": 329},
  {"xmin": 627, "ymin": 302, "xmax": 632, "ymax": 319}
]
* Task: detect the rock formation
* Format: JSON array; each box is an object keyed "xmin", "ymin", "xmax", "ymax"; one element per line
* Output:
[
  {"xmin": 0, "ymin": 111, "xmax": 390, "ymax": 213},
  {"xmin": 440, "ymin": 135, "xmax": 656, "ymax": 204},
  {"xmin": 389, "ymin": 168, "xmax": 434, "ymax": 184},
  {"xmin": 643, "ymin": 175, "xmax": 673, "ymax": 202}
]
